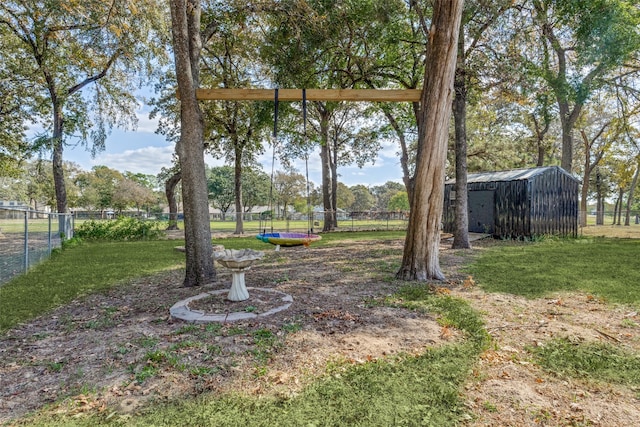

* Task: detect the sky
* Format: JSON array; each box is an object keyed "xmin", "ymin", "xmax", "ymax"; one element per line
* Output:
[{"xmin": 61, "ymin": 100, "xmax": 406, "ymax": 189}]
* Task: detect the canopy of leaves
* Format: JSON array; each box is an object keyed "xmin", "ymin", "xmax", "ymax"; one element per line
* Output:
[
  {"xmin": 553, "ymin": 0, "xmax": 640, "ymax": 69},
  {"xmin": 0, "ymin": 0, "xmax": 170, "ymax": 154},
  {"xmin": 242, "ymin": 167, "xmax": 270, "ymax": 212},
  {"xmin": 207, "ymin": 165, "xmax": 235, "ymax": 213},
  {"xmin": 349, "ymin": 184, "xmax": 375, "ymax": 212},
  {"xmin": 1, "ymin": 161, "xmax": 82, "ymax": 206},
  {"xmin": 388, "ymin": 190, "xmax": 410, "ymax": 211}
]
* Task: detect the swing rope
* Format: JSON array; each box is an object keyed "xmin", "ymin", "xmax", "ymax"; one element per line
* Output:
[
  {"xmin": 266, "ymin": 88, "xmax": 278, "ymax": 235},
  {"xmin": 303, "ymin": 89, "xmax": 313, "ymax": 236},
  {"xmin": 256, "ymin": 89, "xmax": 321, "ymax": 248}
]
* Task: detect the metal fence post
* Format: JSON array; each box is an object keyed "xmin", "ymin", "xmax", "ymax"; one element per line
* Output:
[
  {"xmin": 23, "ymin": 210, "xmax": 29, "ymax": 272},
  {"xmin": 48, "ymin": 213, "xmax": 53, "ymax": 255}
]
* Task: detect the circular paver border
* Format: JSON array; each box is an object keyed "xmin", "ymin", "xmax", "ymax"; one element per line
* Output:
[{"xmin": 169, "ymin": 287, "xmax": 293, "ymax": 323}]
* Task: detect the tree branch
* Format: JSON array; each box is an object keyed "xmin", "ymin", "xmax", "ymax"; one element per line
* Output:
[{"xmin": 67, "ymin": 49, "xmax": 122, "ymax": 95}]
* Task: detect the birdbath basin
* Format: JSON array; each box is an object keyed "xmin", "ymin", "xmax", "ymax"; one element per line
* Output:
[{"xmin": 213, "ymin": 249, "xmax": 264, "ymax": 301}]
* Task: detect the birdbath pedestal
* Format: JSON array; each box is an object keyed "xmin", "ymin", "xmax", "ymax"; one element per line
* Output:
[{"xmin": 213, "ymin": 249, "xmax": 264, "ymax": 302}]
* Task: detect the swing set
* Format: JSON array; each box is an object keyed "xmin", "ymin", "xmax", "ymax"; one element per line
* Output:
[{"xmin": 200, "ymin": 88, "xmax": 420, "ymax": 248}]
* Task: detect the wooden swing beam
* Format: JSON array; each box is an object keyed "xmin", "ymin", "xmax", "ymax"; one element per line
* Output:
[{"xmin": 196, "ymin": 88, "xmax": 422, "ymax": 102}]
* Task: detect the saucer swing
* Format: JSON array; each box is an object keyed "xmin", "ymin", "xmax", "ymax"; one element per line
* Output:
[{"xmin": 257, "ymin": 89, "xmax": 322, "ymax": 249}]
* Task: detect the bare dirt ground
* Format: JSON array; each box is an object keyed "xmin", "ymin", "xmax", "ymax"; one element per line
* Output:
[{"xmin": 1, "ymin": 236, "xmax": 639, "ymax": 426}]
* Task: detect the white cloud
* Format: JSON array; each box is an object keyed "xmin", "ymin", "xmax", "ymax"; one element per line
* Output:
[
  {"xmin": 89, "ymin": 145, "xmax": 175, "ymax": 175},
  {"xmin": 135, "ymin": 110, "xmax": 161, "ymax": 134},
  {"xmin": 379, "ymin": 139, "xmax": 401, "ymax": 159}
]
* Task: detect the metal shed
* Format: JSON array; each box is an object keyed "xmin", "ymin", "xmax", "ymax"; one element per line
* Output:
[{"xmin": 443, "ymin": 166, "xmax": 579, "ymax": 238}]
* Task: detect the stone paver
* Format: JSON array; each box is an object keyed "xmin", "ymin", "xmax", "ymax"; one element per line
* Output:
[{"xmin": 169, "ymin": 288, "xmax": 293, "ymax": 323}]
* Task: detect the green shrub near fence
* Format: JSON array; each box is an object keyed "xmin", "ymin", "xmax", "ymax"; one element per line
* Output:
[{"xmin": 75, "ymin": 217, "xmax": 164, "ymax": 240}]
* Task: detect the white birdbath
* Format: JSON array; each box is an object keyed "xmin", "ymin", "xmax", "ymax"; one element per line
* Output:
[{"xmin": 213, "ymin": 249, "xmax": 264, "ymax": 301}]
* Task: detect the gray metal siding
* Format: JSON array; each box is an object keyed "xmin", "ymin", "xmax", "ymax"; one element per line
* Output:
[{"xmin": 443, "ymin": 166, "xmax": 578, "ymax": 238}]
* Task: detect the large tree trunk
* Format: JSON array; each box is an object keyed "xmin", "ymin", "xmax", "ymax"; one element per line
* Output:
[
  {"xmin": 617, "ymin": 187, "xmax": 624, "ymax": 225},
  {"xmin": 330, "ymin": 137, "xmax": 339, "ymax": 228},
  {"xmin": 320, "ymin": 141, "xmax": 335, "ymax": 231},
  {"xmin": 52, "ymin": 102, "xmax": 69, "ymax": 235},
  {"xmin": 165, "ymin": 171, "xmax": 181, "ymax": 230},
  {"xmin": 318, "ymin": 105, "xmax": 336, "ymax": 231},
  {"xmin": 170, "ymin": 0, "xmax": 215, "ymax": 287},
  {"xmin": 52, "ymin": 103, "xmax": 67, "ymax": 214},
  {"xmin": 559, "ymin": 112, "xmax": 573, "ymax": 172},
  {"xmin": 579, "ymin": 144, "xmax": 591, "ymax": 228},
  {"xmin": 233, "ymin": 143, "xmax": 244, "ymax": 234},
  {"xmin": 531, "ymin": 114, "xmax": 550, "ymax": 167},
  {"xmin": 397, "ymin": 0, "xmax": 463, "ymax": 281},
  {"xmin": 625, "ymin": 159, "xmax": 640, "ymax": 226},
  {"xmin": 452, "ymin": 23, "xmax": 470, "ymax": 249},
  {"xmin": 595, "ymin": 168, "xmax": 604, "ymax": 225}
]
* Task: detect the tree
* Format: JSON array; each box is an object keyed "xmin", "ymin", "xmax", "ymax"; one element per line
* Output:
[
  {"xmin": 123, "ymin": 172, "xmax": 162, "ymax": 216},
  {"xmin": 322, "ymin": 0, "xmax": 426, "ymax": 201},
  {"xmin": 371, "ymin": 181, "xmax": 405, "ymax": 211},
  {"xmin": 200, "ymin": 1, "xmax": 272, "ymax": 234},
  {"xmin": 0, "ymin": 51, "xmax": 30, "ymax": 177},
  {"xmin": 625, "ymin": 155, "xmax": 640, "ymax": 226},
  {"xmin": 349, "ymin": 185, "xmax": 375, "ymax": 212},
  {"xmin": 241, "ymin": 168, "xmax": 270, "ymax": 217},
  {"xmin": 608, "ymin": 154, "xmax": 635, "ymax": 225},
  {"xmin": 23, "ymin": 161, "xmax": 55, "ymax": 213},
  {"xmin": 0, "ymin": 160, "xmax": 80, "ymax": 212},
  {"xmin": 264, "ymin": 1, "xmax": 388, "ymax": 231},
  {"xmin": 169, "ymin": 0, "xmax": 216, "ymax": 287},
  {"xmin": 388, "ymin": 191, "xmax": 410, "ymax": 212},
  {"xmin": 529, "ymin": 0, "xmax": 640, "ymax": 172},
  {"xmin": 273, "ymin": 170, "xmax": 306, "ymax": 221},
  {"xmin": 397, "ymin": 0, "xmax": 463, "ymax": 281},
  {"xmin": 0, "ymin": 0, "xmax": 169, "ymax": 214},
  {"xmin": 112, "ymin": 177, "xmax": 156, "ymax": 215},
  {"xmin": 575, "ymin": 104, "xmax": 618, "ymax": 226},
  {"xmin": 160, "ymin": 167, "xmax": 182, "ymax": 230},
  {"xmin": 75, "ymin": 166, "xmax": 123, "ymax": 215},
  {"xmin": 459, "ymin": 100, "xmax": 533, "ymax": 171},
  {"xmin": 207, "ymin": 166, "xmax": 235, "ymax": 221},
  {"xmin": 452, "ymin": 0, "xmax": 513, "ymax": 250},
  {"xmin": 336, "ymin": 183, "xmax": 355, "ymax": 210}
]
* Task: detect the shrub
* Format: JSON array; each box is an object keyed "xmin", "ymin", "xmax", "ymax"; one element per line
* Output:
[{"xmin": 75, "ymin": 217, "xmax": 165, "ymax": 241}]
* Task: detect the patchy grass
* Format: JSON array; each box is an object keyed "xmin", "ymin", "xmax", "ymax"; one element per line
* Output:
[
  {"xmin": 528, "ymin": 338, "xmax": 640, "ymax": 387},
  {"xmin": 3, "ymin": 230, "xmax": 498, "ymax": 427},
  {"xmin": 580, "ymin": 223, "xmax": 640, "ymax": 239},
  {"xmin": 14, "ymin": 287, "xmax": 489, "ymax": 427},
  {"xmin": 390, "ymin": 284, "xmax": 490, "ymax": 350},
  {"xmin": 467, "ymin": 238, "xmax": 640, "ymax": 304},
  {"xmin": 0, "ymin": 231, "xmax": 406, "ymax": 333},
  {"xmin": 0, "ymin": 240, "xmax": 185, "ymax": 332}
]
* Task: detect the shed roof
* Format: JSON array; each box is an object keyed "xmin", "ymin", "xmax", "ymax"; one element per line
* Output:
[{"xmin": 446, "ymin": 166, "xmax": 578, "ymax": 185}]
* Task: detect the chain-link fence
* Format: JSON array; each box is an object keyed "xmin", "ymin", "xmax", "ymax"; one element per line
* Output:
[
  {"xmin": 205, "ymin": 210, "xmax": 410, "ymax": 234},
  {"xmin": 0, "ymin": 208, "xmax": 74, "ymax": 286},
  {"xmin": 579, "ymin": 211, "xmax": 640, "ymax": 227}
]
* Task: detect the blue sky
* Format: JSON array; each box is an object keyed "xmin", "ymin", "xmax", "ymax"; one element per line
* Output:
[{"xmin": 63, "ymin": 102, "xmax": 406, "ymax": 189}]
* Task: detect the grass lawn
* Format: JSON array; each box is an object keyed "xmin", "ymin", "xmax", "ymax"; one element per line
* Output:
[
  {"xmin": 3, "ymin": 230, "xmax": 486, "ymax": 426},
  {"xmin": 0, "ymin": 240, "xmax": 185, "ymax": 332},
  {"xmin": 3, "ymin": 231, "xmax": 639, "ymax": 425},
  {"xmin": 0, "ymin": 230, "xmax": 406, "ymax": 333},
  {"xmin": 467, "ymin": 237, "xmax": 640, "ymax": 305},
  {"xmin": 467, "ymin": 236, "xmax": 640, "ymax": 403}
]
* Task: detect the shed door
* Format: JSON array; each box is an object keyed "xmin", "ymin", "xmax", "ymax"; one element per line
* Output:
[{"xmin": 468, "ymin": 190, "xmax": 494, "ymax": 234}]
